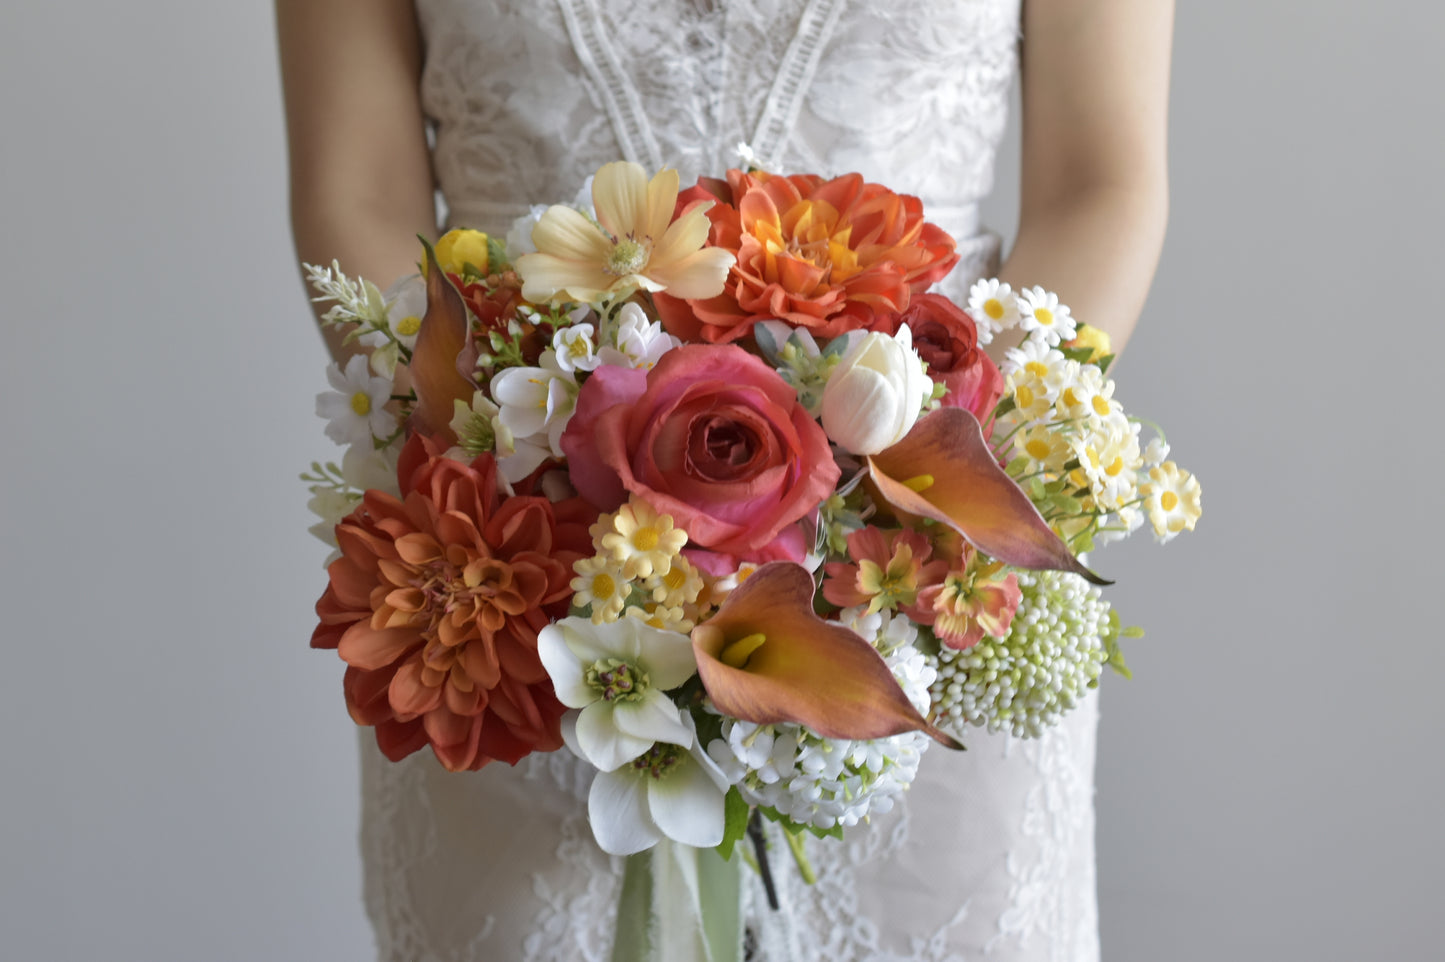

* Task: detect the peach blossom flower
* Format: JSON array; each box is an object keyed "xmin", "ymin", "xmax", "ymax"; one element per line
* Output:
[
  {"xmin": 515, "ymin": 162, "xmax": 735, "ymax": 304},
  {"xmin": 655, "ymin": 169, "xmax": 959, "ymax": 344},
  {"xmin": 822, "ymin": 526, "xmax": 949, "ymax": 623},
  {"xmin": 311, "ymin": 434, "xmax": 596, "ymax": 771}
]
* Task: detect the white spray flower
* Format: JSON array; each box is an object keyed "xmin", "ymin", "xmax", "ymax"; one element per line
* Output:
[{"xmin": 316, "ymin": 354, "xmax": 397, "ymax": 446}]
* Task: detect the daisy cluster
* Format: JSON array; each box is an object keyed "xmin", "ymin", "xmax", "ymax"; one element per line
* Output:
[{"xmin": 969, "ymin": 280, "xmax": 1203, "ymax": 548}]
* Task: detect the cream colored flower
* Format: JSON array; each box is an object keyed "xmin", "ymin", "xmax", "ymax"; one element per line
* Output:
[
  {"xmin": 1140, "ymin": 461, "xmax": 1202, "ymax": 543},
  {"xmin": 516, "ymin": 162, "xmax": 735, "ymax": 304},
  {"xmin": 599, "ymin": 498, "xmax": 689, "ymax": 579},
  {"xmin": 571, "ymin": 555, "xmax": 631, "ymax": 623},
  {"xmin": 644, "ymin": 555, "xmax": 704, "ymax": 607}
]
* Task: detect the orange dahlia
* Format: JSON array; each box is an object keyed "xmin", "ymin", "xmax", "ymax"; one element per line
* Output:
[
  {"xmin": 312, "ymin": 434, "xmax": 596, "ymax": 771},
  {"xmin": 655, "ymin": 169, "xmax": 958, "ymax": 344}
]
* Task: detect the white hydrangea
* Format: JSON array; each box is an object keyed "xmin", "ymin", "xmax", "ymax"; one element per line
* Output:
[
  {"xmin": 929, "ymin": 569, "xmax": 1109, "ymax": 739},
  {"xmin": 706, "ymin": 610, "xmax": 934, "ymax": 831}
]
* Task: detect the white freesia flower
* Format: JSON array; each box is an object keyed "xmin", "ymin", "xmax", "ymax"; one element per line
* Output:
[
  {"xmin": 820, "ymin": 324, "xmax": 933, "ymax": 455},
  {"xmin": 598, "ymin": 302, "xmax": 680, "ymax": 370},
  {"xmin": 489, "ymin": 350, "xmax": 579, "ymax": 480},
  {"xmin": 551, "ymin": 322, "xmax": 601, "ymax": 374},
  {"xmin": 576, "ymin": 713, "xmax": 731, "ymax": 855},
  {"xmin": 316, "ymin": 354, "xmax": 397, "ymax": 446},
  {"xmin": 306, "ymin": 488, "xmax": 355, "ymax": 564},
  {"xmin": 339, "ymin": 441, "xmax": 400, "ymax": 495},
  {"xmin": 538, "ymin": 616, "xmax": 698, "ymax": 772}
]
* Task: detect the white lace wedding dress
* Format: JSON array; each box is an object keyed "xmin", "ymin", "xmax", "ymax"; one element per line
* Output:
[{"xmin": 357, "ymin": 2, "xmax": 1101, "ymax": 959}]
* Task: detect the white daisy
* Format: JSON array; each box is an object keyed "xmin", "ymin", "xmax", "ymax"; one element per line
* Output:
[
  {"xmin": 571, "ymin": 554, "xmax": 631, "ymax": 623},
  {"xmin": 316, "ymin": 354, "xmax": 397, "ymax": 446},
  {"xmin": 383, "ymin": 274, "xmax": 427, "ymax": 351},
  {"xmin": 1140, "ymin": 461, "xmax": 1202, "ymax": 543},
  {"xmin": 1070, "ymin": 413, "xmax": 1143, "ymax": 511},
  {"xmin": 1053, "ymin": 365, "xmax": 1117, "ymax": 423},
  {"xmin": 1017, "ymin": 286, "xmax": 1078, "ymax": 346},
  {"xmin": 966, "ymin": 278, "xmax": 1020, "ymax": 345}
]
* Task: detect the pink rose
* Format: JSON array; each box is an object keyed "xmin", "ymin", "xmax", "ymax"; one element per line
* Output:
[
  {"xmin": 561, "ymin": 344, "xmax": 840, "ymax": 562},
  {"xmin": 899, "ymin": 294, "xmax": 1004, "ymax": 428}
]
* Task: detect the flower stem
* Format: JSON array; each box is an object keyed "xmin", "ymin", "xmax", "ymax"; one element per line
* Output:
[
  {"xmin": 746, "ymin": 812, "xmax": 780, "ymax": 911},
  {"xmin": 783, "ymin": 828, "xmax": 817, "ymax": 886}
]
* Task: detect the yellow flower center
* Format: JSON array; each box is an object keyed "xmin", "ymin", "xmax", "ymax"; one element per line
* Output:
[
  {"xmin": 1061, "ymin": 388, "xmax": 1080, "ymax": 409},
  {"xmin": 662, "ymin": 566, "xmax": 688, "ymax": 592},
  {"xmin": 1160, "ymin": 491, "xmax": 1179, "ymax": 511},
  {"xmin": 350, "ymin": 391, "xmax": 372, "ymax": 416},
  {"xmin": 606, "ymin": 237, "xmax": 650, "ymax": 276},
  {"xmin": 591, "ymin": 572, "xmax": 617, "ymax": 600},
  {"xmin": 901, "ymin": 474, "xmax": 934, "ymax": 493},
  {"xmin": 1034, "ymin": 307, "xmax": 1055, "ymax": 327},
  {"xmin": 1104, "ymin": 456, "xmax": 1125, "ymax": 477},
  {"xmin": 984, "ymin": 297, "xmax": 1005, "ymax": 320},
  {"xmin": 396, "ymin": 315, "xmax": 422, "ymax": 337},
  {"xmin": 721, "ymin": 632, "xmax": 767, "ymax": 669},
  {"xmin": 631, "ymin": 527, "xmax": 660, "ymax": 552},
  {"xmin": 1091, "ymin": 395, "xmax": 1112, "ymax": 417},
  {"xmin": 1025, "ymin": 439, "xmax": 1053, "ymax": 460},
  {"xmin": 1016, "ymin": 384, "xmax": 1036, "ymax": 409},
  {"xmin": 1025, "ymin": 361, "xmax": 1050, "ymax": 378}
]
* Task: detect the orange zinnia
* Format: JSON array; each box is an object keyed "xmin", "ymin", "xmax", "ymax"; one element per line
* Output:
[
  {"xmin": 655, "ymin": 169, "xmax": 959, "ymax": 344},
  {"xmin": 312, "ymin": 434, "xmax": 596, "ymax": 771}
]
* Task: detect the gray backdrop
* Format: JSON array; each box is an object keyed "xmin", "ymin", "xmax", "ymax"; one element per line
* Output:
[{"xmin": 2, "ymin": 2, "xmax": 1439, "ymax": 959}]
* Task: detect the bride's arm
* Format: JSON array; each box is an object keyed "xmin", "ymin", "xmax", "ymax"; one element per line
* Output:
[
  {"xmin": 277, "ymin": 0, "xmax": 437, "ymax": 362},
  {"xmin": 994, "ymin": 0, "xmax": 1174, "ymax": 358}
]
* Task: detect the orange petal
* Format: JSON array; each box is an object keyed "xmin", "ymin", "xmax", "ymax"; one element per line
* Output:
[
  {"xmin": 409, "ymin": 242, "xmax": 476, "ymax": 443},
  {"xmin": 691, "ymin": 562, "xmax": 960, "ymax": 748},
  {"xmin": 867, "ymin": 409, "xmax": 1108, "ymax": 585}
]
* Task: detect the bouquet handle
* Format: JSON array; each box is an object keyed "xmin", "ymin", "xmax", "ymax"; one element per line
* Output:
[{"xmin": 611, "ymin": 840, "xmax": 743, "ymax": 962}]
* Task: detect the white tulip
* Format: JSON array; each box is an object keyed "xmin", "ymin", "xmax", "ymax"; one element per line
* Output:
[{"xmin": 819, "ymin": 324, "xmax": 933, "ymax": 455}]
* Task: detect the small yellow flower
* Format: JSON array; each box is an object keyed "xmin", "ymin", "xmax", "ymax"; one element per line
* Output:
[
  {"xmin": 624, "ymin": 602, "xmax": 694, "ymax": 633},
  {"xmin": 571, "ymin": 555, "xmax": 629, "ymax": 622},
  {"xmin": 433, "ymin": 229, "xmax": 490, "ymax": 277},
  {"xmin": 1065, "ymin": 324, "xmax": 1112, "ymax": 362},
  {"xmin": 645, "ymin": 555, "xmax": 704, "ymax": 607},
  {"xmin": 600, "ymin": 498, "xmax": 689, "ymax": 579}
]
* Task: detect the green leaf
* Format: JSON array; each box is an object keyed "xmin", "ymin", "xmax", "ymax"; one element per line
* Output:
[
  {"xmin": 716, "ymin": 788, "xmax": 750, "ymax": 861},
  {"xmin": 487, "ymin": 235, "xmax": 511, "ymax": 273},
  {"xmin": 1097, "ymin": 354, "xmax": 1116, "ymax": 376},
  {"xmin": 1060, "ymin": 346, "xmax": 1095, "ymax": 365},
  {"xmin": 752, "ymin": 322, "xmax": 779, "ymax": 363},
  {"xmin": 992, "ymin": 396, "xmax": 1017, "ymax": 418}
]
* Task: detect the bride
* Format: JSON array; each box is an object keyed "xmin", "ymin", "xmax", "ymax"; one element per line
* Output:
[{"xmin": 278, "ymin": 1, "xmax": 1172, "ymax": 959}]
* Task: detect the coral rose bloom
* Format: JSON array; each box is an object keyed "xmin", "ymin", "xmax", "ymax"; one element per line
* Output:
[
  {"xmin": 655, "ymin": 169, "xmax": 959, "ymax": 344},
  {"xmin": 312, "ymin": 434, "xmax": 595, "ymax": 771}
]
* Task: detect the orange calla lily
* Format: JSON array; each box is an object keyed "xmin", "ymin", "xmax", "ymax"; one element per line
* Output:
[
  {"xmin": 867, "ymin": 408, "xmax": 1109, "ymax": 585},
  {"xmin": 408, "ymin": 241, "xmax": 476, "ymax": 443},
  {"xmin": 691, "ymin": 562, "xmax": 961, "ymax": 749}
]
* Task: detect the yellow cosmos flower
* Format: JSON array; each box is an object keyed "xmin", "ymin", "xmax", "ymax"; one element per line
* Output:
[{"xmin": 516, "ymin": 161, "xmax": 735, "ymax": 304}]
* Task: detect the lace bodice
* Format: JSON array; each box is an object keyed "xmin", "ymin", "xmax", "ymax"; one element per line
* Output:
[
  {"xmin": 418, "ymin": 0, "xmax": 1020, "ymax": 287},
  {"xmin": 357, "ymin": 3, "xmax": 1102, "ymax": 961}
]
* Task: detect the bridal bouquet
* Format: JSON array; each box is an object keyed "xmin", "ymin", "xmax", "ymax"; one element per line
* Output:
[{"xmin": 304, "ymin": 161, "xmax": 1200, "ymax": 893}]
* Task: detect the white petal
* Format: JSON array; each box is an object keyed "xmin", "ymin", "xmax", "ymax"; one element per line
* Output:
[
  {"xmin": 646, "ymin": 756, "xmax": 725, "ymax": 848},
  {"xmin": 611, "ymin": 693, "xmax": 692, "ymax": 747},
  {"xmin": 591, "ymin": 161, "xmax": 649, "ymax": 239},
  {"xmin": 537, "ymin": 624, "xmax": 593, "ymax": 708},
  {"xmin": 634, "ymin": 626, "xmax": 698, "ymax": 690},
  {"xmin": 576, "ymin": 701, "xmax": 652, "ymax": 772},
  {"xmin": 590, "ymin": 769, "xmax": 661, "ymax": 855}
]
